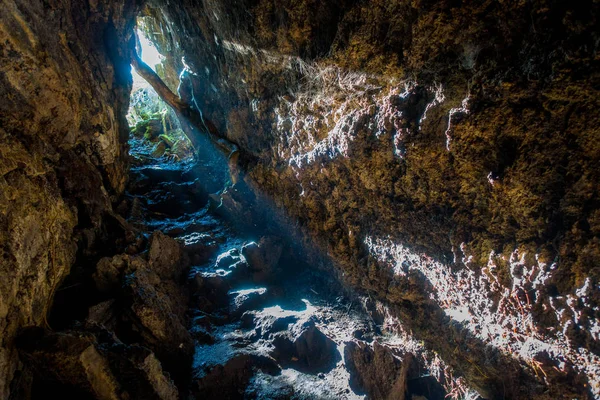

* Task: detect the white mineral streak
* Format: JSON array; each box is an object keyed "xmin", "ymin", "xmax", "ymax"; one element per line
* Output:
[
  {"xmin": 445, "ymin": 95, "xmax": 470, "ymax": 151},
  {"xmin": 364, "ymin": 235, "xmax": 600, "ymax": 397}
]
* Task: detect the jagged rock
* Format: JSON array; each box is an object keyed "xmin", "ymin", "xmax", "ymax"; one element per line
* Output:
[
  {"xmin": 226, "ymin": 260, "xmax": 251, "ymax": 283},
  {"xmin": 241, "ymin": 237, "xmax": 283, "ymax": 282},
  {"xmin": 270, "ymin": 320, "xmax": 340, "ymax": 373},
  {"xmin": 87, "ymin": 300, "xmax": 117, "ymax": 328},
  {"xmin": 142, "ymin": 0, "xmax": 600, "ymax": 397},
  {"xmin": 344, "ymin": 341, "xmax": 416, "ymax": 400},
  {"xmin": 1, "ymin": 0, "xmax": 598, "ymax": 397},
  {"xmin": 147, "ymin": 231, "xmax": 185, "ymax": 280},
  {"xmin": 94, "ymin": 255, "xmax": 147, "ymax": 293},
  {"xmin": 105, "ymin": 344, "xmax": 179, "ymax": 400},
  {"xmin": 123, "ymin": 268, "xmax": 193, "ymax": 382},
  {"xmin": 241, "ymin": 308, "xmax": 298, "ymax": 340},
  {"xmin": 126, "ymin": 234, "xmax": 148, "ymax": 255},
  {"xmin": 181, "ymin": 232, "xmax": 220, "ymax": 264},
  {"xmin": 216, "ymin": 249, "xmax": 241, "ymax": 268},
  {"xmin": 192, "ymin": 353, "xmax": 280, "ymax": 399},
  {"xmin": 228, "ymin": 288, "xmax": 270, "ymax": 318},
  {"xmin": 192, "ymin": 270, "xmax": 231, "ymax": 298},
  {"xmin": 17, "ymin": 328, "xmax": 178, "ymax": 400},
  {"xmin": 189, "ymin": 316, "xmax": 215, "ymax": 344}
]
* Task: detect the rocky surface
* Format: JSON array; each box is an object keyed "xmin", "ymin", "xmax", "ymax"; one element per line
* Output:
[
  {"xmin": 0, "ymin": 0, "xmax": 598, "ymax": 398},
  {"xmin": 139, "ymin": 0, "xmax": 600, "ymax": 398},
  {"xmin": 17, "ymin": 328, "xmax": 179, "ymax": 400},
  {"xmin": 0, "ymin": 0, "xmax": 139, "ymax": 397},
  {"xmin": 17, "ymin": 132, "xmax": 449, "ymax": 399}
]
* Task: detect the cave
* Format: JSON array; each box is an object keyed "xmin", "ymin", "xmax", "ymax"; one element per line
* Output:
[{"xmin": 0, "ymin": 0, "xmax": 599, "ymax": 399}]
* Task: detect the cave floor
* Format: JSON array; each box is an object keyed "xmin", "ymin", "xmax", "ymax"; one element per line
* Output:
[
  {"xmin": 32, "ymin": 132, "xmax": 451, "ymax": 400},
  {"xmin": 122, "ymin": 136, "xmax": 449, "ymax": 399}
]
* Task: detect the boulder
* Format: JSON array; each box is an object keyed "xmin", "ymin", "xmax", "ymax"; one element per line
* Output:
[
  {"xmin": 87, "ymin": 300, "xmax": 117, "ymax": 329},
  {"xmin": 123, "ymin": 269, "xmax": 193, "ymax": 383},
  {"xmin": 94, "ymin": 255, "xmax": 147, "ymax": 293},
  {"xmin": 192, "ymin": 353, "xmax": 280, "ymax": 399},
  {"xmin": 147, "ymin": 231, "xmax": 185, "ymax": 280},
  {"xmin": 17, "ymin": 328, "xmax": 178, "ymax": 400},
  {"xmin": 228, "ymin": 288, "xmax": 270, "ymax": 318},
  {"xmin": 344, "ymin": 341, "xmax": 416, "ymax": 400},
  {"xmin": 180, "ymin": 232, "xmax": 220, "ymax": 264},
  {"xmin": 241, "ymin": 236, "xmax": 283, "ymax": 282},
  {"xmin": 270, "ymin": 320, "xmax": 340, "ymax": 373},
  {"xmin": 192, "ymin": 271, "xmax": 232, "ymax": 309},
  {"xmin": 241, "ymin": 308, "xmax": 298, "ymax": 341}
]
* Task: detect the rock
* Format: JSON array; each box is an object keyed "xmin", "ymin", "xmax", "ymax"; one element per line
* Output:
[
  {"xmin": 126, "ymin": 234, "xmax": 148, "ymax": 255},
  {"xmin": 192, "ymin": 271, "xmax": 232, "ymax": 308},
  {"xmin": 227, "ymin": 260, "xmax": 251, "ymax": 282},
  {"xmin": 106, "ymin": 344, "xmax": 179, "ymax": 400},
  {"xmin": 241, "ymin": 237, "xmax": 283, "ymax": 282},
  {"xmin": 147, "ymin": 231, "xmax": 185, "ymax": 280},
  {"xmin": 123, "ymin": 269, "xmax": 193, "ymax": 383},
  {"xmin": 241, "ymin": 307, "xmax": 299, "ymax": 341},
  {"xmin": 16, "ymin": 328, "xmax": 178, "ymax": 400},
  {"xmin": 180, "ymin": 232, "xmax": 220, "ymax": 264},
  {"xmin": 151, "ymin": 141, "xmax": 167, "ymax": 158},
  {"xmin": 2, "ymin": 0, "xmax": 598, "ymax": 398},
  {"xmin": 192, "ymin": 353, "xmax": 280, "ymax": 399},
  {"xmin": 87, "ymin": 300, "xmax": 117, "ymax": 328},
  {"xmin": 216, "ymin": 249, "xmax": 241, "ymax": 268},
  {"xmin": 228, "ymin": 288, "xmax": 270, "ymax": 318},
  {"xmin": 270, "ymin": 320, "xmax": 340, "ymax": 373},
  {"xmin": 189, "ymin": 316, "xmax": 215, "ymax": 344},
  {"xmin": 0, "ymin": 0, "xmax": 134, "ymax": 391},
  {"xmin": 344, "ymin": 341, "xmax": 416, "ymax": 400},
  {"xmin": 94, "ymin": 255, "xmax": 147, "ymax": 293}
]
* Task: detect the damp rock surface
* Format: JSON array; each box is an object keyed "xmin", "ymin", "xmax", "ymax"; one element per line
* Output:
[{"xmin": 0, "ymin": 0, "xmax": 136, "ymax": 396}]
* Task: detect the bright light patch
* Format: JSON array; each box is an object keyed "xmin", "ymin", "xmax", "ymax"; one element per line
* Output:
[
  {"xmin": 364, "ymin": 235, "xmax": 600, "ymax": 396},
  {"xmin": 131, "ymin": 28, "xmax": 164, "ymax": 90}
]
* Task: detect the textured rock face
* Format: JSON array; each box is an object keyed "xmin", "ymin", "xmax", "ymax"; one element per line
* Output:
[
  {"xmin": 141, "ymin": 0, "xmax": 600, "ymax": 398},
  {"xmin": 0, "ymin": 0, "xmax": 137, "ymax": 396},
  {"xmin": 0, "ymin": 0, "xmax": 599, "ymax": 398}
]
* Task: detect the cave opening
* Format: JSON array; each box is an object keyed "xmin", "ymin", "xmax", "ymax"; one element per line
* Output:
[{"xmin": 127, "ymin": 17, "xmax": 195, "ymax": 166}]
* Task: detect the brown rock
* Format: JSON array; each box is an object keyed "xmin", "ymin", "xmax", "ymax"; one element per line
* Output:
[
  {"xmin": 241, "ymin": 236, "xmax": 283, "ymax": 282},
  {"xmin": 94, "ymin": 255, "xmax": 147, "ymax": 292},
  {"xmin": 344, "ymin": 341, "xmax": 415, "ymax": 400},
  {"xmin": 148, "ymin": 231, "xmax": 185, "ymax": 280},
  {"xmin": 17, "ymin": 329, "xmax": 178, "ymax": 400},
  {"xmin": 123, "ymin": 269, "xmax": 193, "ymax": 382},
  {"xmin": 270, "ymin": 320, "xmax": 340, "ymax": 373}
]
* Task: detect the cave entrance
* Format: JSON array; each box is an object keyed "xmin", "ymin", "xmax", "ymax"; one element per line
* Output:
[
  {"xmin": 127, "ymin": 18, "xmax": 194, "ymax": 165},
  {"xmin": 126, "ymin": 10, "xmax": 236, "ymax": 194}
]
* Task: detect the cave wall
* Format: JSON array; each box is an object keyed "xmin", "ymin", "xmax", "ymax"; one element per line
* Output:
[
  {"xmin": 0, "ymin": 0, "xmax": 138, "ymax": 396},
  {"xmin": 0, "ymin": 0, "xmax": 597, "ymax": 398},
  {"xmin": 146, "ymin": 0, "xmax": 600, "ymax": 398}
]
